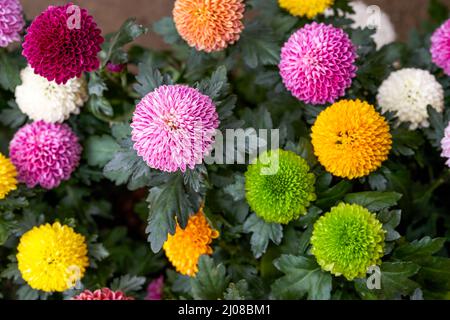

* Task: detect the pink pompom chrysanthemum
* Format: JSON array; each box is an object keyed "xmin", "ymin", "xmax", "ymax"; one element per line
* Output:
[
  {"xmin": 22, "ymin": 3, "xmax": 103, "ymax": 84},
  {"xmin": 145, "ymin": 276, "xmax": 164, "ymax": 300},
  {"xmin": 131, "ymin": 85, "xmax": 219, "ymax": 173},
  {"xmin": 0, "ymin": 0, "xmax": 25, "ymax": 47},
  {"xmin": 72, "ymin": 288, "xmax": 133, "ymax": 300},
  {"xmin": 9, "ymin": 121, "xmax": 81, "ymax": 190},
  {"xmin": 441, "ymin": 122, "xmax": 450, "ymax": 167},
  {"xmin": 431, "ymin": 19, "xmax": 450, "ymax": 76},
  {"xmin": 279, "ymin": 22, "xmax": 357, "ymax": 105}
]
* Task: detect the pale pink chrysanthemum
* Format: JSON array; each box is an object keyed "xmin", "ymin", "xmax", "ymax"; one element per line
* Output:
[
  {"xmin": 72, "ymin": 288, "xmax": 133, "ymax": 300},
  {"xmin": 0, "ymin": 0, "xmax": 25, "ymax": 47},
  {"xmin": 441, "ymin": 122, "xmax": 450, "ymax": 167},
  {"xmin": 145, "ymin": 276, "xmax": 164, "ymax": 300},
  {"xmin": 9, "ymin": 121, "xmax": 82, "ymax": 190},
  {"xmin": 279, "ymin": 22, "xmax": 357, "ymax": 105},
  {"xmin": 131, "ymin": 85, "xmax": 219, "ymax": 173},
  {"xmin": 431, "ymin": 19, "xmax": 450, "ymax": 76}
]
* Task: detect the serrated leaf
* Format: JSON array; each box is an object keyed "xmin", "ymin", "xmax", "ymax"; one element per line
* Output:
[
  {"xmin": 133, "ymin": 64, "xmax": 173, "ymax": 97},
  {"xmin": 0, "ymin": 51, "xmax": 22, "ymax": 91},
  {"xmin": 101, "ymin": 18, "xmax": 147, "ymax": 65},
  {"xmin": 224, "ymin": 280, "xmax": 251, "ymax": 300},
  {"xmin": 272, "ymin": 255, "xmax": 332, "ymax": 300},
  {"xmin": 0, "ymin": 101, "xmax": 27, "ymax": 128},
  {"xmin": 316, "ymin": 180, "xmax": 353, "ymax": 209},
  {"xmin": 110, "ymin": 275, "xmax": 146, "ymax": 294},
  {"xmin": 146, "ymin": 174, "xmax": 200, "ymax": 253},
  {"xmin": 223, "ymin": 173, "xmax": 246, "ymax": 202},
  {"xmin": 85, "ymin": 135, "xmax": 120, "ymax": 167},
  {"xmin": 344, "ymin": 192, "xmax": 402, "ymax": 211},
  {"xmin": 394, "ymin": 237, "xmax": 446, "ymax": 261},
  {"xmin": 153, "ymin": 17, "xmax": 181, "ymax": 45},
  {"xmin": 191, "ymin": 256, "xmax": 230, "ymax": 300},
  {"xmin": 196, "ymin": 66, "xmax": 230, "ymax": 101},
  {"xmin": 243, "ymin": 214, "xmax": 283, "ymax": 259}
]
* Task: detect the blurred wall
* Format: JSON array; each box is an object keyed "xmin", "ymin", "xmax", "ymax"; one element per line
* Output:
[{"xmin": 20, "ymin": 0, "xmax": 450, "ymax": 49}]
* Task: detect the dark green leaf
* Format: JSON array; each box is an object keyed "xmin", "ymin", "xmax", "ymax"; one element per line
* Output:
[
  {"xmin": 191, "ymin": 256, "xmax": 230, "ymax": 300},
  {"xmin": 243, "ymin": 214, "xmax": 283, "ymax": 259},
  {"xmin": 344, "ymin": 192, "xmax": 402, "ymax": 211}
]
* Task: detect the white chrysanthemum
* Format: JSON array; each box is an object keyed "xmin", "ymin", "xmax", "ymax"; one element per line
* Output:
[
  {"xmin": 377, "ymin": 68, "xmax": 444, "ymax": 130},
  {"xmin": 15, "ymin": 66, "xmax": 88, "ymax": 123},
  {"xmin": 325, "ymin": 1, "xmax": 396, "ymax": 49}
]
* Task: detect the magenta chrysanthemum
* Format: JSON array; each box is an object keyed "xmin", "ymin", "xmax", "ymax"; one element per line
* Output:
[
  {"xmin": 22, "ymin": 3, "xmax": 104, "ymax": 84},
  {"xmin": 0, "ymin": 0, "xmax": 25, "ymax": 47},
  {"xmin": 146, "ymin": 276, "xmax": 164, "ymax": 300},
  {"xmin": 9, "ymin": 121, "xmax": 82, "ymax": 190},
  {"xmin": 73, "ymin": 288, "xmax": 133, "ymax": 300},
  {"xmin": 131, "ymin": 85, "xmax": 219, "ymax": 173},
  {"xmin": 441, "ymin": 122, "xmax": 450, "ymax": 167},
  {"xmin": 431, "ymin": 19, "xmax": 450, "ymax": 76},
  {"xmin": 279, "ymin": 22, "xmax": 357, "ymax": 105}
]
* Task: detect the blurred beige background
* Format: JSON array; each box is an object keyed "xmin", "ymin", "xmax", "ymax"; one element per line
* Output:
[{"xmin": 20, "ymin": 0, "xmax": 450, "ymax": 48}]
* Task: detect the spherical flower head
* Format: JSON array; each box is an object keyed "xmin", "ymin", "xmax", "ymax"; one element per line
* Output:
[
  {"xmin": 22, "ymin": 3, "xmax": 104, "ymax": 84},
  {"xmin": 131, "ymin": 85, "xmax": 219, "ymax": 173},
  {"xmin": 17, "ymin": 222, "xmax": 89, "ymax": 292},
  {"xmin": 279, "ymin": 22, "xmax": 357, "ymax": 105},
  {"xmin": 279, "ymin": 0, "xmax": 334, "ymax": 19},
  {"xmin": 163, "ymin": 208, "xmax": 219, "ymax": 277},
  {"xmin": 377, "ymin": 68, "xmax": 444, "ymax": 130},
  {"xmin": 431, "ymin": 19, "xmax": 450, "ymax": 76},
  {"xmin": 0, "ymin": 153, "xmax": 17, "ymax": 200},
  {"xmin": 311, "ymin": 99, "xmax": 392, "ymax": 179},
  {"xmin": 0, "ymin": 0, "xmax": 25, "ymax": 47},
  {"xmin": 173, "ymin": 0, "xmax": 245, "ymax": 52},
  {"xmin": 73, "ymin": 288, "xmax": 133, "ymax": 300},
  {"xmin": 245, "ymin": 149, "xmax": 316, "ymax": 224},
  {"xmin": 9, "ymin": 121, "xmax": 82, "ymax": 189},
  {"xmin": 15, "ymin": 66, "xmax": 88, "ymax": 123},
  {"xmin": 311, "ymin": 203, "xmax": 386, "ymax": 280},
  {"xmin": 440, "ymin": 122, "xmax": 450, "ymax": 167},
  {"xmin": 146, "ymin": 275, "xmax": 164, "ymax": 300}
]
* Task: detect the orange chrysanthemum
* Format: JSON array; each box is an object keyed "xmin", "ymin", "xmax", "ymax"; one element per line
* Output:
[
  {"xmin": 163, "ymin": 208, "xmax": 219, "ymax": 276},
  {"xmin": 173, "ymin": 0, "xmax": 245, "ymax": 53},
  {"xmin": 311, "ymin": 99, "xmax": 392, "ymax": 179}
]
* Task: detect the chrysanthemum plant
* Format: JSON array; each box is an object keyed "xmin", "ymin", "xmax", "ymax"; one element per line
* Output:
[{"xmin": 1, "ymin": 0, "xmax": 450, "ymax": 300}]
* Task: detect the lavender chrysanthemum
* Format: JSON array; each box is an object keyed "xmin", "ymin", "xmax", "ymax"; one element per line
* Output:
[
  {"xmin": 131, "ymin": 85, "xmax": 219, "ymax": 173},
  {"xmin": 0, "ymin": 0, "xmax": 25, "ymax": 47},
  {"xmin": 441, "ymin": 122, "xmax": 450, "ymax": 167},
  {"xmin": 9, "ymin": 121, "xmax": 82, "ymax": 189},
  {"xmin": 431, "ymin": 19, "xmax": 450, "ymax": 76},
  {"xmin": 279, "ymin": 22, "xmax": 357, "ymax": 105}
]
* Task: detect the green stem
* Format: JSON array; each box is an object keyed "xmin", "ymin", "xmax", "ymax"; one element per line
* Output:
[{"xmin": 428, "ymin": 169, "xmax": 450, "ymax": 194}]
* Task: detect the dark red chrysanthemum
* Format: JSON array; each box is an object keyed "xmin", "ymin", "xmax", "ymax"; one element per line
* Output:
[
  {"xmin": 72, "ymin": 288, "xmax": 133, "ymax": 300},
  {"xmin": 22, "ymin": 3, "xmax": 104, "ymax": 84}
]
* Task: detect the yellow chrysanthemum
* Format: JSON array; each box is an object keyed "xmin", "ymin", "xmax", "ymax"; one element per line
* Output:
[
  {"xmin": 0, "ymin": 153, "xmax": 18, "ymax": 200},
  {"xmin": 17, "ymin": 222, "xmax": 89, "ymax": 292},
  {"xmin": 311, "ymin": 99, "xmax": 392, "ymax": 179},
  {"xmin": 279, "ymin": 0, "xmax": 334, "ymax": 19},
  {"xmin": 163, "ymin": 208, "xmax": 219, "ymax": 276}
]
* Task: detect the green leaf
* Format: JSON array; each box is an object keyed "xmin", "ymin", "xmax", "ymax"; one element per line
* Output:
[
  {"xmin": 196, "ymin": 66, "xmax": 230, "ymax": 101},
  {"xmin": 191, "ymin": 256, "xmax": 230, "ymax": 300},
  {"xmin": 377, "ymin": 209, "xmax": 401, "ymax": 242},
  {"xmin": 134, "ymin": 64, "xmax": 173, "ymax": 97},
  {"xmin": 0, "ymin": 101, "xmax": 27, "ymax": 128},
  {"xmin": 344, "ymin": 192, "xmax": 402, "ymax": 211},
  {"xmin": 272, "ymin": 255, "xmax": 332, "ymax": 300},
  {"xmin": 153, "ymin": 17, "xmax": 182, "ymax": 45},
  {"xmin": 87, "ymin": 95, "xmax": 114, "ymax": 119},
  {"xmin": 223, "ymin": 173, "xmax": 246, "ymax": 202},
  {"xmin": 419, "ymin": 257, "xmax": 450, "ymax": 290},
  {"xmin": 243, "ymin": 214, "xmax": 283, "ymax": 259},
  {"xmin": 239, "ymin": 22, "xmax": 280, "ymax": 69},
  {"xmin": 224, "ymin": 280, "xmax": 251, "ymax": 300},
  {"xmin": 101, "ymin": 18, "xmax": 148, "ymax": 65},
  {"xmin": 85, "ymin": 135, "xmax": 120, "ymax": 167},
  {"xmin": 146, "ymin": 173, "xmax": 200, "ymax": 252},
  {"xmin": 356, "ymin": 262, "xmax": 420, "ymax": 299},
  {"xmin": 0, "ymin": 51, "xmax": 22, "ymax": 91},
  {"xmin": 110, "ymin": 274, "xmax": 146, "ymax": 294},
  {"xmin": 315, "ymin": 180, "xmax": 353, "ymax": 209},
  {"xmin": 428, "ymin": 0, "xmax": 449, "ymax": 23},
  {"xmin": 394, "ymin": 237, "xmax": 446, "ymax": 261}
]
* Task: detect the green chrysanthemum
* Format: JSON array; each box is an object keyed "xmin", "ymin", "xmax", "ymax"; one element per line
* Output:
[
  {"xmin": 245, "ymin": 149, "xmax": 316, "ymax": 224},
  {"xmin": 311, "ymin": 203, "xmax": 386, "ymax": 280}
]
